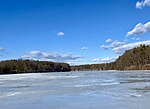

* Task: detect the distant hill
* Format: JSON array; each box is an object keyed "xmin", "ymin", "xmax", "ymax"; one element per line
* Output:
[
  {"xmin": 71, "ymin": 44, "xmax": 150, "ymax": 71},
  {"xmin": 0, "ymin": 60, "xmax": 71, "ymax": 74}
]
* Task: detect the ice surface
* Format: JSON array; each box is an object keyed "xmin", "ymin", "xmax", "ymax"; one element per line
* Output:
[{"xmin": 0, "ymin": 71, "xmax": 150, "ymax": 109}]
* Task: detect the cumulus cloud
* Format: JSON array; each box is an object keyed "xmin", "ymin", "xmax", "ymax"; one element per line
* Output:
[
  {"xmin": 81, "ymin": 47, "xmax": 88, "ymax": 50},
  {"xmin": 92, "ymin": 57, "xmax": 117, "ymax": 63},
  {"xmin": 57, "ymin": 32, "xmax": 64, "ymax": 36},
  {"xmin": 136, "ymin": 0, "xmax": 150, "ymax": 9},
  {"xmin": 22, "ymin": 51, "xmax": 82, "ymax": 62},
  {"xmin": 126, "ymin": 21, "xmax": 150, "ymax": 36},
  {"xmin": 112, "ymin": 40, "xmax": 150, "ymax": 53},
  {"xmin": 106, "ymin": 38, "xmax": 113, "ymax": 43},
  {"xmin": 101, "ymin": 40, "xmax": 125, "ymax": 49}
]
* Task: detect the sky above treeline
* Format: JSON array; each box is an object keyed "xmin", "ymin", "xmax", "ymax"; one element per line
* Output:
[{"xmin": 0, "ymin": 0, "xmax": 150, "ymax": 65}]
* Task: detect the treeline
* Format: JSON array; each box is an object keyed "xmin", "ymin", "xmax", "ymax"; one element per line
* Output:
[
  {"xmin": 0, "ymin": 59, "xmax": 71, "ymax": 74},
  {"xmin": 71, "ymin": 44, "xmax": 150, "ymax": 71}
]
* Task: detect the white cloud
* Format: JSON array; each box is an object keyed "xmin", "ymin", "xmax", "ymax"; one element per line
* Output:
[
  {"xmin": 22, "ymin": 51, "xmax": 43, "ymax": 59},
  {"xmin": 101, "ymin": 40, "xmax": 125, "ymax": 49},
  {"xmin": 112, "ymin": 40, "xmax": 150, "ymax": 53},
  {"xmin": 131, "ymin": 37, "xmax": 140, "ymax": 41},
  {"xmin": 0, "ymin": 47, "xmax": 5, "ymax": 51},
  {"xmin": 81, "ymin": 47, "xmax": 88, "ymax": 50},
  {"xmin": 0, "ymin": 47, "xmax": 5, "ymax": 56},
  {"xmin": 22, "ymin": 51, "xmax": 82, "ymax": 62},
  {"xmin": 126, "ymin": 21, "xmax": 150, "ymax": 36},
  {"xmin": 65, "ymin": 60, "xmax": 84, "ymax": 65},
  {"xmin": 92, "ymin": 57, "xmax": 117, "ymax": 63},
  {"xmin": 111, "ymin": 40, "xmax": 125, "ymax": 47},
  {"xmin": 100, "ymin": 44, "xmax": 111, "ymax": 49},
  {"xmin": 136, "ymin": 0, "xmax": 150, "ymax": 9},
  {"xmin": 57, "ymin": 32, "xmax": 64, "ymax": 36},
  {"xmin": 106, "ymin": 38, "xmax": 113, "ymax": 43}
]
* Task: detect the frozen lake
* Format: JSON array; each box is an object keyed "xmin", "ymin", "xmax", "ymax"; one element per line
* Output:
[{"xmin": 0, "ymin": 71, "xmax": 150, "ymax": 109}]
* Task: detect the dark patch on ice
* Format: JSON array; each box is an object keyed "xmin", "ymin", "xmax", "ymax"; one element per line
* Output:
[
  {"xmin": 120, "ymin": 79, "xmax": 150, "ymax": 84},
  {"xmin": 9, "ymin": 85, "xmax": 30, "ymax": 89},
  {"xmin": 131, "ymin": 86, "xmax": 150, "ymax": 91}
]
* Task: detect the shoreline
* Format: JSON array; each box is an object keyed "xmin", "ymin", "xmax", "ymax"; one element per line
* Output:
[{"xmin": 1, "ymin": 70, "xmax": 150, "ymax": 75}]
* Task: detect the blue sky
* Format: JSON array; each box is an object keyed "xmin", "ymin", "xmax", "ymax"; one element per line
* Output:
[{"xmin": 0, "ymin": 0, "xmax": 150, "ymax": 65}]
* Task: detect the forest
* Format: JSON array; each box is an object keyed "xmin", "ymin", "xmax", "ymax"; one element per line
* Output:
[
  {"xmin": 71, "ymin": 44, "xmax": 150, "ymax": 71},
  {"xmin": 0, "ymin": 59, "xmax": 71, "ymax": 74},
  {"xmin": 0, "ymin": 44, "xmax": 150, "ymax": 74}
]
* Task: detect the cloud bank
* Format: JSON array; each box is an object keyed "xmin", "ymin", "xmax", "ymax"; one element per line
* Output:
[
  {"xmin": 22, "ymin": 51, "xmax": 82, "ymax": 62},
  {"xmin": 112, "ymin": 40, "xmax": 150, "ymax": 53},
  {"xmin": 92, "ymin": 57, "xmax": 117, "ymax": 63}
]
